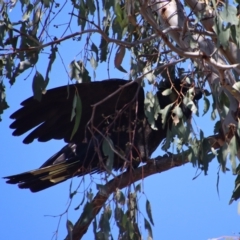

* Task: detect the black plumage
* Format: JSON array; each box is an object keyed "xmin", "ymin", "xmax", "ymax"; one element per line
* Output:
[{"xmin": 4, "ymin": 78, "xmax": 202, "ymax": 192}]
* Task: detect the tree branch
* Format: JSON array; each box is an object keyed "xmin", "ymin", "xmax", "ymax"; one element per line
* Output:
[
  {"xmin": 65, "ymin": 154, "xmax": 188, "ymax": 240},
  {"xmin": 65, "ymin": 133, "xmax": 224, "ymax": 240}
]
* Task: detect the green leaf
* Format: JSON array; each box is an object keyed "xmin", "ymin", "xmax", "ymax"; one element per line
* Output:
[
  {"xmin": 22, "ymin": 3, "xmax": 33, "ymax": 21},
  {"xmin": 0, "ymin": 23, "xmax": 7, "ymax": 47},
  {"xmin": 204, "ymin": 89, "xmax": 211, "ymax": 96},
  {"xmin": 31, "ymin": 7, "xmax": 42, "ymax": 36},
  {"xmin": 146, "ymin": 199, "xmax": 154, "ymax": 225},
  {"xmin": 171, "ymin": 120, "xmax": 188, "ymax": 145},
  {"xmin": 103, "ymin": 0, "xmax": 114, "ymax": 10},
  {"xmin": 45, "ymin": 46, "xmax": 57, "ymax": 86},
  {"xmin": 219, "ymin": 5, "xmax": 239, "ymax": 25},
  {"xmin": 69, "ymin": 60, "xmax": 91, "ymax": 83},
  {"xmin": 71, "ymin": 93, "xmax": 77, "ymax": 121},
  {"xmin": 213, "ymin": 16, "xmax": 230, "ymax": 49},
  {"xmin": 184, "ymin": 97, "xmax": 198, "ymax": 115},
  {"xmin": 217, "ymin": 143, "xmax": 228, "ymax": 172},
  {"xmin": 200, "ymin": 129, "xmax": 204, "ymax": 140},
  {"xmin": 10, "ymin": 0, "xmax": 18, "ymax": 10},
  {"xmin": 69, "ymin": 179, "xmax": 73, "ymax": 199},
  {"xmin": 121, "ymin": 213, "xmax": 128, "ymax": 228},
  {"xmin": 175, "ymin": 137, "xmax": 183, "ymax": 152},
  {"xmin": 172, "ymin": 105, "xmax": 183, "ymax": 125},
  {"xmin": 229, "ymin": 135, "xmax": 238, "ymax": 174},
  {"xmin": 144, "ymin": 92, "xmax": 161, "ymax": 130},
  {"xmin": 42, "ymin": 0, "xmax": 53, "ymax": 8},
  {"xmin": 114, "ymin": 189, "xmax": 125, "ymax": 205},
  {"xmin": 237, "ymin": 120, "xmax": 240, "ymax": 139},
  {"xmin": 186, "ymin": 87, "xmax": 196, "ymax": 101},
  {"xmin": 88, "ymin": 0, "xmax": 96, "ymax": 14},
  {"xmin": 144, "ymin": 65, "xmax": 155, "ymax": 84},
  {"xmin": 135, "ymin": 183, "xmax": 141, "ymax": 193},
  {"xmin": 161, "ymin": 126, "xmax": 173, "ymax": 151},
  {"xmin": 95, "ymin": 231, "xmax": 105, "ymax": 240},
  {"xmin": 13, "ymin": 60, "xmax": 32, "ymax": 81},
  {"xmin": 112, "ymin": 17, "xmax": 123, "ymax": 40},
  {"xmin": 233, "ymin": 82, "xmax": 240, "ymax": 92},
  {"xmin": 202, "ymin": 97, "xmax": 210, "ymax": 116},
  {"xmin": 211, "ymin": 109, "xmax": 217, "ymax": 120},
  {"xmin": 219, "ymin": 90, "xmax": 230, "ymax": 109},
  {"xmin": 187, "ymin": 147, "xmax": 197, "ymax": 166},
  {"xmin": 5, "ymin": 35, "xmax": 18, "ymax": 50},
  {"xmin": 229, "ymin": 171, "xmax": 240, "ymax": 204},
  {"xmin": 231, "ymin": 24, "xmax": 240, "ymax": 48},
  {"xmin": 102, "ymin": 136, "xmax": 114, "ymax": 173},
  {"xmin": 114, "ymin": 206, "xmax": 124, "ymax": 222},
  {"xmin": 161, "ymin": 88, "xmax": 172, "ymax": 96},
  {"xmin": 144, "ymin": 218, "xmax": 153, "ymax": 239},
  {"xmin": 0, "ymin": 81, "xmax": 9, "ymax": 121},
  {"xmin": 229, "ymin": 187, "xmax": 238, "ymax": 204},
  {"xmin": 128, "ymin": 224, "xmax": 135, "ymax": 239},
  {"xmin": 70, "ymin": 92, "xmax": 82, "ymax": 140},
  {"xmin": 91, "ymin": 43, "xmax": 99, "ymax": 62},
  {"xmin": 99, "ymin": 207, "xmax": 111, "ymax": 238},
  {"xmin": 99, "ymin": 24, "xmax": 109, "ymax": 62},
  {"xmin": 32, "ymin": 71, "xmax": 46, "ymax": 101},
  {"xmin": 160, "ymin": 103, "xmax": 174, "ymax": 128},
  {"xmin": 78, "ymin": 0, "xmax": 87, "ymax": 31},
  {"xmin": 19, "ymin": 0, "xmax": 30, "ymax": 11},
  {"xmin": 90, "ymin": 56, "xmax": 98, "ymax": 70},
  {"xmin": 128, "ymin": 193, "xmax": 137, "ymax": 222},
  {"xmin": 214, "ymin": 120, "xmax": 221, "ymax": 134},
  {"xmin": 114, "ymin": 3, "xmax": 122, "ymax": 20},
  {"xmin": 200, "ymin": 138, "xmax": 213, "ymax": 174}
]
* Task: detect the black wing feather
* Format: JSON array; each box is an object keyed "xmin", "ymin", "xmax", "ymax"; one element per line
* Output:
[{"xmin": 10, "ymin": 79, "xmax": 140, "ymax": 144}]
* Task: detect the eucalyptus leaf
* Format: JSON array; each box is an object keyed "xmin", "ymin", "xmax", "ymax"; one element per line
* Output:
[
  {"xmin": 202, "ymin": 97, "xmax": 210, "ymax": 116},
  {"xmin": 161, "ymin": 88, "xmax": 172, "ymax": 96},
  {"xmin": 70, "ymin": 93, "xmax": 82, "ymax": 140},
  {"xmin": 146, "ymin": 199, "xmax": 154, "ymax": 225},
  {"xmin": 32, "ymin": 71, "xmax": 46, "ymax": 101},
  {"xmin": 102, "ymin": 136, "xmax": 114, "ymax": 172}
]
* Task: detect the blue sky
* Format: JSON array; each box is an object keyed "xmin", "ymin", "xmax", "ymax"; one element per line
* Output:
[{"xmin": 1, "ymin": 2, "xmax": 240, "ymax": 240}]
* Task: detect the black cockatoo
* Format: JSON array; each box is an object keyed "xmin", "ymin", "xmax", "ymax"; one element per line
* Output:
[{"xmin": 4, "ymin": 78, "xmax": 202, "ymax": 192}]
